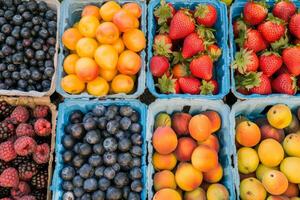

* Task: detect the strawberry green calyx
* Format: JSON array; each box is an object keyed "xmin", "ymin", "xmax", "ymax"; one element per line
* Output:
[
  {"xmin": 252, "ymin": 0, "xmax": 269, "ymax": 10},
  {"xmin": 157, "ymin": 74, "xmax": 176, "ymax": 94},
  {"xmin": 158, "ymin": 22, "xmax": 169, "ymax": 34},
  {"xmin": 153, "ymin": 40, "xmax": 172, "ymax": 58},
  {"xmin": 267, "ymin": 13, "xmax": 286, "ymax": 25},
  {"xmin": 194, "ymin": 5, "xmax": 210, "ymax": 19},
  {"xmin": 154, "ymin": 0, "xmax": 173, "ymax": 25},
  {"xmin": 261, "ymin": 50, "xmax": 281, "ymax": 57},
  {"xmin": 235, "ymin": 27, "xmax": 248, "ymax": 48},
  {"xmin": 235, "ymin": 72, "xmax": 261, "ymax": 90},
  {"xmin": 172, "ymin": 51, "xmax": 185, "ymax": 65},
  {"xmin": 200, "ymin": 80, "xmax": 215, "ymax": 95},
  {"xmin": 196, "ymin": 25, "xmax": 216, "ymax": 43},
  {"xmin": 208, "ymin": 45, "xmax": 222, "ymax": 61},
  {"xmin": 271, "ymin": 30, "xmax": 289, "ymax": 50},
  {"xmin": 236, "ymin": 18, "xmax": 248, "ymax": 36},
  {"xmin": 232, "ymin": 49, "xmax": 256, "ymax": 74}
]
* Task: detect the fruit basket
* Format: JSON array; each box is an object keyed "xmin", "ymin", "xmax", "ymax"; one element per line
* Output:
[
  {"xmin": 147, "ymin": 0, "xmax": 230, "ymax": 99},
  {"xmin": 51, "ymin": 99, "xmax": 147, "ymax": 199},
  {"xmin": 230, "ymin": 98, "xmax": 300, "ymax": 199},
  {"xmin": 0, "ymin": 0, "xmax": 59, "ymax": 97},
  {"xmin": 229, "ymin": 0, "xmax": 300, "ymax": 99},
  {"xmin": 56, "ymin": 0, "xmax": 147, "ymax": 99},
  {"xmin": 147, "ymin": 99, "xmax": 235, "ymax": 199}
]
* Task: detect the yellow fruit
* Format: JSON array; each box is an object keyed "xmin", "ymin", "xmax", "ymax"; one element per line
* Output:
[
  {"xmin": 184, "ymin": 188, "xmax": 206, "ymax": 200},
  {"xmin": 62, "ymin": 28, "xmax": 83, "ymax": 50},
  {"xmin": 280, "ymin": 157, "xmax": 300, "ymax": 183},
  {"xmin": 258, "ymin": 139, "xmax": 284, "ymax": 167},
  {"xmin": 99, "ymin": 1, "xmax": 121, "ymax": 22},
  {"xmin": 94, "ymin": 45, "xmax": 118, "ymax": 70},
  {"xmin": 76, "ymin": 37, "xmax": 98, "ymax": 58},
  {"xmin": 240, "ymin": 178, "xmax": 267, "ymax": 200},
  {"xmin": 111, "ymin": 74, "xmax": 134, "ymax": 94},
  {"xmin": 122, "ymin": 29, "xmax": 146, "ymax": 52},
  {"xmin": 61, "ymin": 74, "xmax": 85, "ymax": 94},
  {"xmin": 78, "ymin": 16, "xmax": 100, "ymax": 38},
  {"xmin": 99, "ymin": 68, "xmax": 117, "ymax": 82},
  {"xmin": 86, "ymin": 77, "xmax": 109, "ymax": 96},
  {"xmin": 283, "ymin": 133, "xmax": 300, "ymax": 157},
  {"xmin": 256, "ymin": 164, "xmax": 278, "ymax": 181},
  {"xmin": 95, "ymin": 22, "xmax": 120, "ymax": 44},
  {"xmin": 206, "ymin": 184, "xmax": 229, "ymax": 200},
  {"xmin": 262, "ymin": 170, "xmax": 289, "ymax": 195},
  {"xmin": 117, "ymin": 50, "xmax": 142, "ymax": 76},
  {"xmin": 63, "ymin": 54, "xmax": 79, "ymax": 74},
  {"xmin": 112, "ymin": 38, "xmax": 125, "ymax": 54},
  {"xmin": 238, "ymin": 147, "xmax": 259, "ymax": 174},
  {"xmin": 267, "ymin": 104, "xmax": 292, "ymax": 129},
  {"xmin": 220, "ymin": 0, "xmax": 233, "ymax": 6}
]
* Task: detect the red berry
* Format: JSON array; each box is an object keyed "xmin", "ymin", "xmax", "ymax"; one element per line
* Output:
[
  {"xmin": 273, "ymin": 0, "xmax": 296, "ymax": 22},
  {"xmin": 18, "ymin": 195, "xmax": 36, "ymax": 200},
  {"xmin": 10, "ymin": 106, "xmax": 29, "ymax": 124},
  {"xmin": 0, "ymin": 140, "xmax": 17, "ymax": 162},
  {"xmin": 34, "ymin": 119, "xmax": 51, "ymax": 137},
  {"xmin": 0, "ymin": 167, "xmax": 19, "ymax": 188},
  {"xmin": 14, "ymin": 136, "xmax": 37, "ymax": 156},
  {"xmin": 150, "ymin": 56, "xmax": 170, "ymax": 77},
  {"xmin": 33, "ymin": 106, "xmax": 49, "ymax": 119},
  {"xmin": 194, "ymin": 4, "xmax": 217, "ymax": 27},
  {"xmin": 33, "ymin": 143, "xmax": 50, "ymax": 164},
  {"xmin": 243, "ymin": 1, "xmax": 268, "ymax": 25},
  {"xmin": 11, "ymin": 181, "xmax": 31, "ymax": 199},
  {"xmin": 16, "ymin": 123, "xmax": 35, "ymax": 137},
  {"xmin": 169, "ymin": 10, "xmax": 195, "ymax": 40}
]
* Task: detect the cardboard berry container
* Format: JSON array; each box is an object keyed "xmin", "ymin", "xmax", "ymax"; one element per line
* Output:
[
  {"xmin": 56, "ymin": 0, "xmax": 147, "ymax": 99},
  {"xmin": 51, "ymin": 99, "xmax": 147, "ymax": 199},
  {"xmin": 146, "ymin": 98, "xmax": 236, "ymax": 199},
  {"xmin": 146, "ymin": 0, "xmax": 230, "ymax": 100},
  {"xmin": 0, "ymin": 96, "xmax": 57, "ymax": 200},
  {"xmin": 229, "ymin": 0, "xmax": 300, "ymax": 99},
  {"xmin": 230, "ymin": 97, "xmax": 300, "ymax": 199}
]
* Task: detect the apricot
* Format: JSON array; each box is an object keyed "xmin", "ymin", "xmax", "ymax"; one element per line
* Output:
[
  {"xmin": 282, "ymin": 182, "xmax": 299, "ymax": 197},
  {"xmin": 267, "ymin": 196, "xmax": 289, "ymax": 200},
  {"xmin": 153, "ymin": 170, "xmax": 176, "ymax": 191},
  {"xmin": 240, "ymin": 178, "xmax": 266, "ymax": 200},
  {"xmin": 174, "ymin": 137, "xmax": 197, "ymax": 162},
  {"xmin": 122, "ymin": 2, "xmax": 142, "ymax": 18},
  {"xmin": 153, "ymin": 188, "xmax": 182, "ymax": 200},
  {"xmin": 152, "ymin": 127, "xmax": 178, "ymax": 155},
  {"xmin": 96, "ymin": 22, "xmax": 120, "ymax": 44},
  {"xmin": 202, "ymin": 110, "xmax": 221, "ymax": 133},
  {"xmin": 154, "ymin": 113, "xmax": 171, "ymax": 129},
  {"xmin": 78, "ymin": 16, "xmax": 100, "ymax": 38},
  {"xmin": 175, "ymin": 162, "xmax": 203, "ymax": 191},
  {"xmin": 63, "ymin": 54, "xmax": 79, "ymax": 74},
  {"xmin": 113, "ymin": 9, "xmax": 139, "ymax": 32},
  {"xmin": 81, "ymin": 5, "xmax": 101, "ymax": 19},
  {"xmin": 94, "ymin": 45, "xmax": 118, "ymax": 70},
  {"xmin": 290, "ymin": 197, "xmax": 300, "ymax": 200},
  {"xmin": 189, "ymin": 114, "xmax": 212, "ymax": 142},
  {"xmin": 206, "ymin": 183, "xmax": 229, "ymax": 200},
  {"xmin": 75, "ymin": 57, "xmax": 99, "ymax": 82},
  {"xmin": 267, "ymin": 104, "xmax": 292, "ymax": 129},
  {"xmin": 62, "ymin": 28, "xmax": 83, "ymax": 50},
  {"xmin": 61, "ymin": 74, "xmax": 85, "ymax": 94},
  {"xmin": 76, "ymin": 37, "xmax": 98, "ymax": 58},
  {"xmin": 238, "ymin": 147, "xmax": 259, "ymax": 174},
  {"xmin": 256, "ymin": 164, "xmax": 278, "ymax": 181},
  {"xmin": 86, "ymin": 77, "xmax": 109, "ymax": 96},
  {"xmin": 184, "ymin": 187, "xmax": 206, "ymax": 200},
  {"xmin": 117, "ymin": 50, "xmax": 142, "ymax": 75},
  {"xmin": 191, "ymin": 145, "xmax": 218, "ymax": 172},
  {"xmin": 112, "ymin": 38, "xmax": 125, "ymax": 54},
  {"xmin": 99, "ymin": 1, "xmax": 121, "ymax": 22},
  {"xmin": 199, "ymin": 134, "xmax": 220, "ymax": 152},
  {"xmin": 283, "ymin": 133, "xmax": 300, "ymax": 157},
  {"xmin": 260, "ymin": 124, "xmax": 285, "ymax": 143},
  {"xmin": 152, "ymin": 152, "xmax": 177, "ymax": 170},
  {"xmin": 122, "ymin": 29, "xmax": 146, "ymax": 52},
  {"xmin": 280, "ymin": 157, "xmax": 300, "ymax": 183},
  {"xmin": 258, "ymin": 139, "xmax": 284, "ymax": 167},
  {"xmin": 262, "ymin": 170, "xmax": 288, "ymax": 195},
  {"xmin": 98, "ymin": 68, "xmax": 117, "ymax": 82},
  {"xmin": 236, "ymin": 121, "xmax": 261, "ymax": 147},
  {"xmin": 203, "ymin": 163, "xmax": 223, "ymax": 183},
  {"xmin": 172, "ymin": 112, "xmax": 192, "ymax": 136}
]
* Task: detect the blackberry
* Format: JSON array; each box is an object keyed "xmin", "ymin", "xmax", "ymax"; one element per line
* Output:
[
  {"xmin": 18, "ymin": 161, "xmax": 38, "ymax": 181},
  {"xmin": 32, "ymin": 189, "xmax": 47, "ymax": 200},
  {"xmin": 0, "ymin": 101, "xmax": 14, "ymax": 119},
  {"xmin": 0, "ymin": 160, "xmax": 9, "ymax": 174},
  {"xmin": 11, "ymin": 156, "xmax": 30, "ymax": 167},
  {"xmin": 35, "ymin": 136, "xmax": 50, "ymax": 145},
  {"xmin": 0, "ymin": 186, "xmax": 10, "ymax": 198},
  {"xmin": 31, "ymin": 169, "xmax": 48, "ymax": 189},
  {"xmin": 0, "ymin": 121, "xmax": 15, "ymax": 141}
]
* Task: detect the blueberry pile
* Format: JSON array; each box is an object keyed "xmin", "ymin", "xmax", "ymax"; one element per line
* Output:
[
  {"xmin": 0, "ymin": 0, "xmax": 56, "ymax": 92},
  {"xmin": 61, "ymin": 105, "xmax": 144, "ymax": 200}
]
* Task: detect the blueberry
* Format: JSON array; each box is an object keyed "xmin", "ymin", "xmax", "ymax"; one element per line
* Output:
[
  {"xmin": 114, "ymin": 172, "xmax": 129, "ymax": 188},
  {"xmin": 103, "ymin": 152, "xmax": 117, "ymax": 166},
  {"xmin": 122, "ymin": 186, "xmax": 130, "ymax": 199},
  {"xmin": 102, "ymin": 130, "xmax": 110, "ymax": 138},
  {"xmin": 92, "ymin": 190, "xmax": 105, "ymax": 200},
  {"xmin": 84, "ymin": 178, "xmax": 98, "ymax": 192},
  {"xmin": 105, "ymin": 110, "xmax": 116, "ymax": 120},
  {"xmin": 106, "ymin": 187, "xmax": 122, "ymax": 200},
  {"xmin": 32, "ymin": 41, "xmax": 42, "ymax": 50},
  {"xmin": 42, "ymin": 80, "xmax": 51, "ymax": 90},
  {"xmin": 93, "ymin": 143, "xmax": 104, "ymax": 155},
  {"xmin": 5, "ymin": 79, "xmax": 14, "ymax": 87},
  {"xmin": 20, "ymin": 27, "xmax": 31, "ymax": 38},
  {"xmin": 128, "ymin": 192, "xmax": 140, "ymax": 200},
  {"xmin": 108, "ymin": 105, "xmax": 118, "ymax": 112},
  {"xmin": 12, "ymin": 52, "xmax": 24, "ymax": 64},
  {"xmin": 79, "ymin": 164, "xmax": 93, "ymax": 179},
  {"xmin": 83, "ymin": 118, "xmax": 97, "ymax": 131},
  {"xmin": 20, "ymin": 69, "xmax": 30, "ymax": 79},
  {"xmin": 1, "ymin": 45, "xmax": 12, "ymax": 56},
  {"xmin": 79, "ymin": 143, "xmax": 92, "ymax": 157},
  {"xmin": 97, "ymin": 117, "xmax": 107, "ymax": 130},
  {"xmin": 69, "ymin": 110, "xmax": 83, "ymax": 123},
  {"xmin": 61, "ymin": 166, "xmax": 75, "ymax": 181},
  {"xmin": 0, "ymin": 64, "xmax": 6, "ymax": 72},
  {"xmin": 0, "ymin": 33, "xmax": 5, "ymax": 43},
  {"xmin": 45, "ymin": 10, "xmax": 55, "ymax": 20},
  {"xmin": 106, "ymin": 120, "xmax": 119, "ymax": 135},
  {"xmin": 73, "ymin": 143, "xmax": 82, "ymax": 154},
  {"xmin": 73, "ymin": 175, "xmax": 84, "ymax": 188},
  {"xmin": 92, "ymin": 105, "xmax": 106, "ymax": 117},
  {"xmin": 12, "ymin": 14, "xmax": 23, "ymax": 25},
  {"xmin": 62, "ymin": 181, "xmax": 74, "ymax": 191},
  {"xmin": 115, "ymin": 130, "xmax": 127, "ymax": 140},
  {"xmin": 27, "ymin": 0, "xmax": 38, "ymax": 11},
  {"xmin": 117, "ymin": 153, "xmax": 132, "ymax": 169},
  {"xmin": 73, "ymin": 187, "xmax": 84, "ymax": 198},
  {"xmin": 104, "ymin": 167, "xmax": 115, "ymax": 180},
  {"xmin": 2, "ymin": 71, "xmax": 11, "ymax": 79},
  {"xmin": 4, "ymin": 10, "xmax": 14, "ymax": 20},
  {"xmin": 7, "ymin": 64, "xmax": 16, "ymax": 72},
  {"xmin": 22, "ymin": 11, "xmax": 32, "ymax": 21},
  {"xmin": 31, "ymin": 70, "xmax": 42, "ymax": 81},
  {"xmin": 35, "ymin": 50, "xmax": 45, "ymax": 60},
  {"xmin": 22, "ymin": 39, "xmax": 32, "ymax": 47},
  {"xmin": 83, "ymin": 112, "xmax": 94, "ymax": 122},
  {"xmin": 62, "ymin": 135, "xmax": 75, "ymax": 149},
  {"xmin": 63, "ymin": 150, "xmax": 74, "ymax": 163},
  {"xmin": 39, "ymin": 28, "xmax": 48, "ymax": 39},
  {"xmin": 85, "ymin": 130, "xmax": 101, "ymax": 145},
  {"xmin": 118, "ymin": 138, "xmax": 132, "ymax": 152},
  {"xmin": 130, "ymin": 112, "xmax": 139, "ymax": 122},
  {"xmin": 45, "ymin": 60, "xmax": 54, "ymax": 68},
  {"xmin": 11, "ymin": 26, "xmax": 20, "ymax": 39},
  {"xmin": 88, "ymin": 154, "xmax": 102, "ymax": 167},
  {"xmin": 16, "ymin": 41, "xmax": 23, "ymax": 51},
  {"xmin": 130, "ymin": 123, "xmax": 142, "ymax": 133},
  {"xmin": 98, "ymin": 177, "xmax": 110, "ymax": 191},
  {"xmin": 130, "ymin": 167, "xmax": 142, "ymax": 180},
  {"xmin": 70, "ymin": 124, "xmax": 85, "ymax": 139},
  {"xmin": 131, "ymin": 146, "xmax": 143, "ymax": 157},
  {"xmin": 95, "ymin": 166, "xmax": 105, "ymax": 177},
  {"xmin": 63, "ymin": 191, "xmax": 74, "ymax": 200},
  {"xmin": 38, "ymin": 1, "xmax": 47, "ymax": 12},
  {"xmin": 5, "ymin": 36, "xmax": 16, "ymax": 46},
  {"xmin": 131, "ymin": 134, "xmax": 142, "ymax": 145},
  {"xmin": 114, "ymin": 115, "xmax": 122, "ymax": 122},
  {"xmin": 131, "ymin": 180, "xmax": 143, "ymax": 192},
  {"xmin": 103, "ymin": 137, "xmax": 117, "ymax": 152},
  {"xmin": 24, "ymin": 21, "xmax": 33, "ymax": 29},
  {"xmin": 45, "ymin": 67, "xmax": 54, "ymax": 78},
  {"xmin": 119, "ymin": 106, "xmax": 133, "ymax": 117},
  {"xmin": 112, "ymin": 163, "xmax": 120, "ymax": 172},
  {"xmin": 72, "ymin": 155, "xmax": 85, "ymax": 168},
  {"xmin": 0, "ymin": 17, "xmax": 6, "ymax": 26}
]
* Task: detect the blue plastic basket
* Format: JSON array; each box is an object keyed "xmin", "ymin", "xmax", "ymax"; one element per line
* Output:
[
  {"xmin": 230, "ymin": 98, "xmax": 300, "ymax": 199},
  {"xmin": 146, "ymin": 99, "xmax": 236, "ymax": 199},
  {"xmin": 51, "ymin": 99, "xmax": 147, "ymax": 200},
  {"xmin": 146, "ymin": 0, "xmax": 230, "ymax": 99},
  {"xmin": 229, "ymin": 0, "xmax": 300, "ymax": 99},
  {"xmin": 56, "ymin": 0, "xmax": 147, "ymax": 99}
]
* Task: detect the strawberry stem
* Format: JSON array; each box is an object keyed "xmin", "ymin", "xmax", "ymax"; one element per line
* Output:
[
  {"xmin": 157, "ymin": 74, "xmax": 176, "ymax": 94},
  {"xmin": 236, "ymin": 72, "xmax": 261, "ymax": 90},
  {"xmin": 200, "ymin": 80, "xmax": 214, "ymax": 95},
  {"xmin": 154, "ymin": 0, "xmax": 173, "ymax": 25}
]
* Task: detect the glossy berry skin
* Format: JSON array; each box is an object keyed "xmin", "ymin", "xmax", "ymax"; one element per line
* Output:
[
  {"xmin": 169, "ymin": 10, "xmax": 195, "ymax": 40},
  {"xmin": 190, "ymin": 55, "xmax": 213, "ymax": 81},
  {"xmin": 272, "ymin": 73, "xmax": 297, "ymax": 95},
  {"xmin": 289, "ymin": 13, "xmax": 300, "ymax": 40},
  {"xmin": 243, "ymin": 2, "xmax": 268, "ymax": 25},
  {"xmin": 259, "ymin": 53, "xmax": 283, "ymax": 77},
  {"xmin": 150, "ymin": 56, "xmax": 169, "ymax": 77},
  {"xmin": 194, "ymin": 4, "xmax": 217, "ymax": 27},
  {"xmin": 273, "ymin": 0, "xmax": 296, "ymax": 22}
]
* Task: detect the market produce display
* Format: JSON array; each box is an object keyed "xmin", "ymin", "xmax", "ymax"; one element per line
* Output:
[
  {"xmin": 236, "ymin": 104, "xmax": 300, "ymax": 199},
  {"xmin": 0, "ymin": 100, "xmax": 52, "ymax": 199},
  {"xmin": 149, "ymin": 1, "xmax": 223, "ymax": 95},
  {"xmin": 0, "ymin": 0, "xmax": 57, "ymax": 92},
  {"xmin": 232, "ymin": 0, "xmax": 300, "ymax": 96},
  {"xmin": 151, "ymin": 110, "xmax": 229, "ymax": 199},
  {"xmin": 60, "ymin": 105, "xmax": 144, "ymax": 200},
  {"xmin": 61, "ymin": 1, "xmax": 146, "ymax": 96}
]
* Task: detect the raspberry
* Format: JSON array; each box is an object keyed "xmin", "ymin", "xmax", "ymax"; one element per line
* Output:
[
  {"xmin": 34, "ymin": 119, "xmax": 51, "ymax": 137},
  {"xmin": 16, "ymin": 123, "xmax": 35, "ymax": 137},
  {"xmin": 33, "ymin": 106, "xmax": 49, "ymax": 119},
  {"xmin": 14, "ymin": 136, "xmax": 37, "ymax": 156},
  {"xmin": 11, "ymin": 181, "xmax": 31, "ymax": 199},
  {"xmin": 33, "ymin": 143, "xmax": 50, "ymax": 164},
  {"xmin": 0, "ymin": 141, "xmax": 17, "ymax": 162},
  {"xmin": 0, "ymin": 168, "xmax": 19, "ymax": 188},
  {"xmin": 18, "ymin": 162, "xmax": 38, "ymax": 181},
  {"xmin": 10, "ymin": 106, "xmax": 29, "ymax": 124},
  {"xmin": 18, "ymin": 195, "xmax": 36, "ymax": 200},
  {"xmin": 0, "ymin": 198, "xmax": 12, "ymax": 200}
]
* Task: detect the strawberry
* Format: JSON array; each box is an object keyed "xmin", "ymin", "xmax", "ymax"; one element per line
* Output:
[
  {"xmin": 190, "ymin": 55, "xmax": 213, "ymax": 80},
  {"xmin": 207, "ymin": 44, "xmax": 221, "ymax": 62},
  {"xmin": 182, "ymin": 32, "xmax": 205, "ymax": 58},
  {"xmin": 289, "ymin": 13, "xmax": 300, "ymax": 40},
  {"xmin": 237, "ymin": 29, "xmax": 268, "ymax": 53},
  {"xmin": 273, "ymin": 0, "xmax": 296, "ymax": 22},
  {"xmin": 157, "ymin": 74, "xmax": 180, "ymax": 94},
  {"xmin": 233, "ymin": 19, "xmax": 248, "ymax": 38},
  {"xmin": 272, "ymin": 73, "xmax": 297, "ymax": 95},
  {"xmin": 153, "ymin": 34, "xmax": 172, "ymax": 57},
  {"xmin": 154, "ymin": 0, "xmax": 176, "ymax": 25},
  {"xmin": 294, "ymin": 39, "xmax": 300, "ymax": 45},
  {"xmin": 258, "ymin": 14, "xmax": 286, "ymax": 43},
  {"xmin": 259, "ymin": 51, "xmax": 283, "ymax": 77},
  {"xmin": 169, "ymin": 10, "xmax": 195, "ymax": 40},
  {"xmin": 282, "ymin": 46, "xmax": 300, "ymax": 76},
  {"xmin": 243, "ymin": 1, "xmax": 268, "ymax": 25},
  {"xmin": 275, "ymin": 65, "xmax": 290, "ymax": 76},
  {"xmin": 232, "ymin": 49, "xmax": 259, "ymax": 74},
  {"xmin": 200, "ymin": 80, "xmax": 219, "ymax": 95},
  {"xmin": 236, "ymin": 72, "xmax": 272, "ymax": 95},
  {"xmin": 194, "ymin": 4, "xmax": 217, "ymax": 27},
  {"xmin": 237, "ymin": 87, "xmax": 251, "ymax": 95},
  {"xmin": 178, "ymin": 77, "xmax": 201, "ymax": 94},
  {"xmin": 150, "ymin": 56, "xmax": 170, "ymax": 77},
  {"xmin": 172, "ymin": 64, "xmax": 189, "ymax": 78}
]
